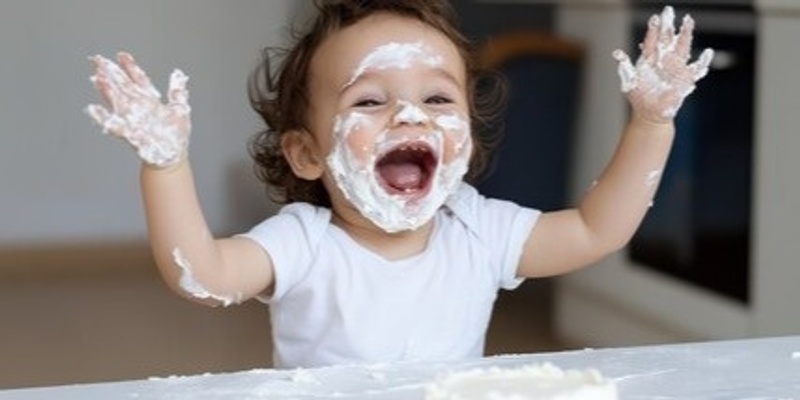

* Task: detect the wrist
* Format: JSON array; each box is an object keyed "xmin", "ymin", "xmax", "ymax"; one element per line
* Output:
[
  {"xmin": 627, "ymin": 113, "xmax": 676, "ymax": 140},
  {"xmin": 142, "ymin": 152, "xmax": 189, "ymax": 174},
  {"xmin": 630, "ymin": 111, "xmax": 674, "ymax": 129}
]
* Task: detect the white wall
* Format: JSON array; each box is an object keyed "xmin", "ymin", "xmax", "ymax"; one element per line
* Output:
[
  {"xmin": 0, "ymin": 0, "xmax": 303, "ymax": 245},
  {"xmin": 752, "ymin": 4, "xmax": 800, "ymax": 336}
]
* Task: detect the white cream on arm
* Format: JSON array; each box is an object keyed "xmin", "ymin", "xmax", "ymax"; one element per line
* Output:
[{"xmin": 172, "ymin": 248, "xmax": 242, "ymax": 307}]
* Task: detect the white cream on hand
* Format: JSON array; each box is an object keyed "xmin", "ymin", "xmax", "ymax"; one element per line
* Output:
[
  {"xmin": 86, "ymin": 52, "xmax": 191, "ymax": 168},
  {"xmin": 612, "ymin": 6, "xmax": 714, "ymax": 122}
]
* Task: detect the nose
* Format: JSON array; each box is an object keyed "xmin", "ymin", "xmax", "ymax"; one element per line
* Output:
[{"xmin": 392, "ymin": 100, "xmax": 430, "ymax": 127}]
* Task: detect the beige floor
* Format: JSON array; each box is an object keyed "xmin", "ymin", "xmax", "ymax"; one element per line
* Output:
[{"xmin": 0, "ymin": 245, "xmax": 565, "ymax": 389}]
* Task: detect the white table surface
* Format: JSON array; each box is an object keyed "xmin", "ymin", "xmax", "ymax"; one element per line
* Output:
[{"xmin": 2, "ymin": 335, "xmax": 799, "ymax": 399}]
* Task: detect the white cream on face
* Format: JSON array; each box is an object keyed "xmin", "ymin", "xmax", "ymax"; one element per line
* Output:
[
  {"xmin": 172, "ymin": 248, "xmax": 241, "ymax": 307},
  {"xmin": 325, "ymin": 41, "xmax": 472, "ymax": 232},
  {"xmin": 394, "ymin": 100, "xmax": 429, "ymax": 125},
  {"xmin": 343, "ymin": 42, "xmax": 444, "ymax": 89},
  {"xmin": 327, "ymin": 108, "xmax": 472, "ymax": 233}
]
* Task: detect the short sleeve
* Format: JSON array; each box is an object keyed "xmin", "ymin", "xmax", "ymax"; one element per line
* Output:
[
  {"xmin": 238, "ymin": 203, "xmax": 331, "ymax": 301},
  {"xmin": 445, "ymin": 184, "xmax": 541, "ymax": 290}
]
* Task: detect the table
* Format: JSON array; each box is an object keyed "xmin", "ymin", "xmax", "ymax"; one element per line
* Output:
[{"xmin": 2, "ymin": 336, "xmax": 799, "ymax": 399}]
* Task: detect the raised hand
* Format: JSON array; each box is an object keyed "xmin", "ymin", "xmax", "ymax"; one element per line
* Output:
[
  {"xmin": 86, "ymin": 52, "xmax": 191, "ymax": 168},
  {"xmin": 613, "ymin": 6, "xmax": 714, "ymax": 123}
]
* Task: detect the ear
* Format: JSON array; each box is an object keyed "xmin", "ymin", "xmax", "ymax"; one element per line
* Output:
[{"xmin": 281, "ymin": 130, "xmax": 325, "ymax": 180}]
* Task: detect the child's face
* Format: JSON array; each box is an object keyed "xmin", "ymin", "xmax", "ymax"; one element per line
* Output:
[{"xmin": 305, "ymin": 13, "xmax": 472, "ymax": 233}]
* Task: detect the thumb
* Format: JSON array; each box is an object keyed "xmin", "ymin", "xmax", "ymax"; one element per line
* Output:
[{"xmin": 613, "ymin": 49, "xmax": 638, "ymax": 92}]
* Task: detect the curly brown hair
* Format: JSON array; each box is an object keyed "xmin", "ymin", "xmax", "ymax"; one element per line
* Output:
[{"xmin": 248, "ymin": 0, "xmax": 504, "ymax": 207}]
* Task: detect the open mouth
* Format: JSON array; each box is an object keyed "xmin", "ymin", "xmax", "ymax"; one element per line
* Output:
[{"xmin": 375, "ymin": 141, "xmax": 437, "ymax": 198}]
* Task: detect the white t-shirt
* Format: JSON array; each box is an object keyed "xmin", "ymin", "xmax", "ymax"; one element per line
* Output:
[{"xmin": 242, "ymin": 184, "xmax": 540, "ymax": 368}]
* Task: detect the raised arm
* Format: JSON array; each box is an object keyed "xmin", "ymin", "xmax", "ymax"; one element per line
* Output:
[
  {"xmin": 517, "ymin": 6, "xmax": 714, "ymax": 278},
  {"xmin": 86, "ymin": 52, "xmax": 274, "ymax": 305}
]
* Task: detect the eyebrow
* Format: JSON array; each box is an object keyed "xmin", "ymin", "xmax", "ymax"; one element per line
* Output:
[{"xmin": 339, "ymin": 66, "xmax": 464, "ymax": 96}]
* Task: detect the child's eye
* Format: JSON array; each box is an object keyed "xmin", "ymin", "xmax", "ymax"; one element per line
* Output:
[
  {"xmin": 425, "ymin": 95, "xmax": 453, "ymax": 105},
  {"xmin": 353, "ymin": 98, "xmax": 383, "ymax": 107}
]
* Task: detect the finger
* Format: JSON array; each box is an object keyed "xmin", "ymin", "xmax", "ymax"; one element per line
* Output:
[
  {"xmin": 117, "ymin": 52, "xmax": 161, "ymax": 99},
  {"xmin": 640, "ymin": 15, "xmax": 660, "ymax": 62},
  {"xmin": 613, "ymin": 49, "xmax": 638, "ymax": 92},
  {"xmin": 85, "ymin": 103, "xmax": 110, "ymax": 127},
  {"xmin": 90, "ymin": 55, "xmax": 130, "ymax": 104},
  {"xmin": 676, "ymin": 14, "xmax": 695, "ymax": 61},
  {"xmin": 167, "ymin": 69, "xmax": 191, "ymax": 115},
  {"xmin": 689, "ymin": 48, "xmax": 715, "ymax": 81},
  {"xmin": 85, "ymin": 104, "xmax": 125, "ymax": 136},
  {"xmin": 658, "ymin": 6, "xmax": 677, "ymax": 50},
  {"xmin": 93, "ymin": 54, "xmax": 148, "ymax": 105},
  {"xmin": 89, "ymin": 71, "xmax": 115, "ymax": 109},
  {"xmin": 89, "ymin": 56, "xmax": 131, "ymax": 112},
  {"xmin": 92, "ymin": 54, "xmax": 130, "ymax": 90}
]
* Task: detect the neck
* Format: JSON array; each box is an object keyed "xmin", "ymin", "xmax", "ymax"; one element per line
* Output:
[{"xmin": 331, "ymin": 210, "xmax": 435, "ymax": 261}]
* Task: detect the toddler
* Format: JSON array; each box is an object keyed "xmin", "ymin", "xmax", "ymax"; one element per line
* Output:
[{"xmin": 86, "ymin": 0, "xmax": 713, "ymax": 368}]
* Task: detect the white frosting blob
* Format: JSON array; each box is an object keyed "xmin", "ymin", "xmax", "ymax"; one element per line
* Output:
[{"xmin": 425, "ymin": 363, "xmax": 618, "ymax": 400}]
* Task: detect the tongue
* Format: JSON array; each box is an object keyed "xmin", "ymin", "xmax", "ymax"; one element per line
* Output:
[{"xmin": 380, "ymin": 162, "xmax": 423, "ymax": 191}]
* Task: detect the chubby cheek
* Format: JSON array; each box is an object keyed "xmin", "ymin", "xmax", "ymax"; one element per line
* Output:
[
  {"xmin": 332, "ymin": 112, "xmax": 381, "ymax": 165},
  {"xmin": 345, "ymin": 128, "xmax": 377, "ymax": 165},
  {"xmin": 435, "ymin": 113, "xmax": 472, "ymax": 165}
]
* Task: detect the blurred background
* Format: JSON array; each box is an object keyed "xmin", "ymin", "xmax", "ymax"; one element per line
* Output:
[{"xmin": 2, "ymin": 0, "xmax": 799, "ymax": 389}]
